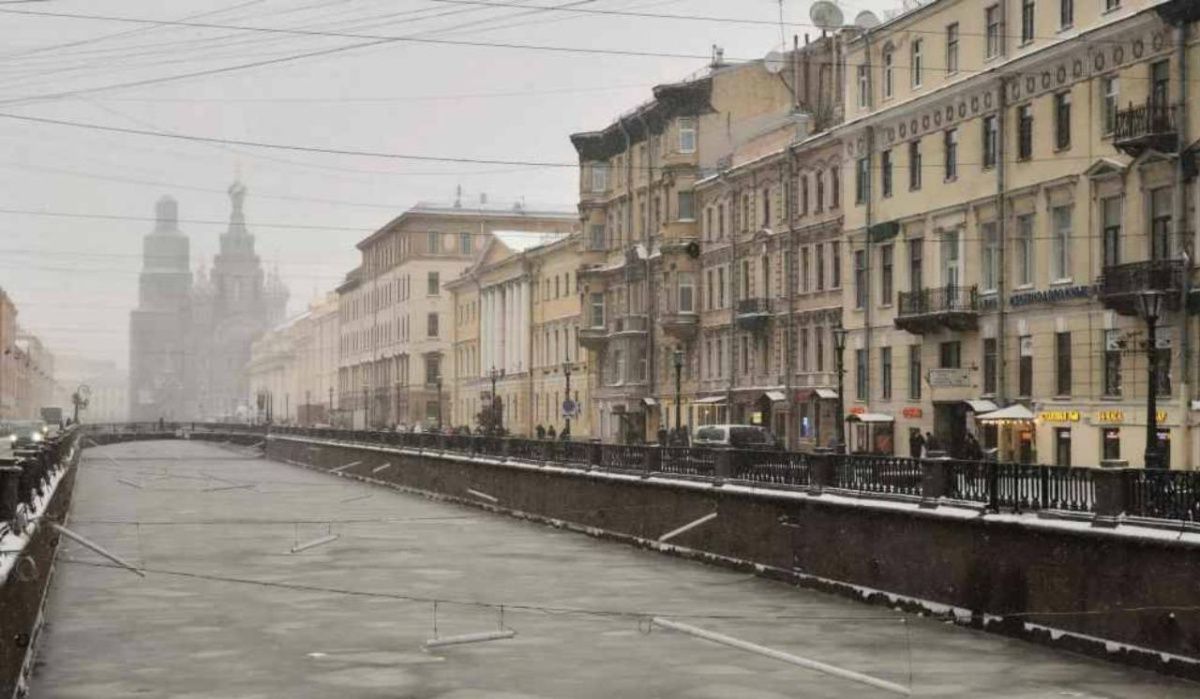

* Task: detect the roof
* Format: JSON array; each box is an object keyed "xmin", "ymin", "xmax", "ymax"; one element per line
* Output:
[
  {"xmin": 494, "ymin": 230, "xmax": 569, "ymax": 253},
  {"xmin": 356, "ymin": 201, "xmax": 575, "ymax": 250},
  {"xmin": 977, "ymin": 404, "xmax": 1037, "ymax": 423}
]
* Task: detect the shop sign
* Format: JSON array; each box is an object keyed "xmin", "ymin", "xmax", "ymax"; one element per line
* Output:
[
  {"xmin": 902, "ymin": 407, "xmax": 923, "ymax": 418},
  {"xmin": 1009, "ymin": 284, "xmax": 1095, "ymax": 308},
  {"xmin": 1094, "ymin": 410, "xmax": 1168, "ymax": 424},
  {"xmin": 928, "ymin": 368, "xmax": 972, "ymax": 388},
  {"xmin": 849, "ymin": 406, "xmax": 866, "ymax": 415},
  {"xmin": 1040, "ymin": 410, "xmax": 1080, "ymax": 422}
]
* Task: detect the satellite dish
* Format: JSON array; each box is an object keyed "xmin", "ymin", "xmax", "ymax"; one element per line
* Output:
[
  {"xmin": 763, "ymin": 50, "xmax": 786, "ymax": 75},
  {"xmin": 809, "ymin": 1, "xmax": 844, "ymax": 32},
  {"xmin": 854, "ymin": 10, "xmax": 881, "ymax": 29}
]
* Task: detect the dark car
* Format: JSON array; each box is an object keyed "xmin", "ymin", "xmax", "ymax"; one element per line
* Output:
[{"xmin": 5, "ymin": 420, "xmax": 49, "ymax": 449}]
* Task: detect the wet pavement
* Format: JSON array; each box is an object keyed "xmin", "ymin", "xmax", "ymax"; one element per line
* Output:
[{"xmin": 30, "ymin": 439, "xmax": 1200, "ymax": 698}]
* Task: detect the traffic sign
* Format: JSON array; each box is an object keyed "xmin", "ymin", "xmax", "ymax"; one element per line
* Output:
[{"xmin": 562, "ymin": 399, "xmax": 577, "ymax": 417}]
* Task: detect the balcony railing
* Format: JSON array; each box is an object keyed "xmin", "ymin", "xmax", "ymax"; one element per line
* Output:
[
  {"xmin": 895, "ymin": 285, "xmax": 979, "ymax": 333},
  {"xmin": 734, "ymin": 298, "xmax": 773, "ymax": 332},
  {"xmin": 609, "ymin": 314, "xmax": 649, "ymax": 334},
  {"xmin": 1098, "ymin": 259, "xmax": 1187, "ymax": 316},
  {"xmin": 1112, "ymin": 100, "xmax": 1177, "ymax": 155}
]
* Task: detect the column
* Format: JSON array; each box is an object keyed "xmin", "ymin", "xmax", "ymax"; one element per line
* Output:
[
  {"xmin": 482, "ymin": 289, "xmax": 492, "ymax": 375},
  {"xmin": 518, "ymin": 280, "xmax": 528, "ymax": 372}
]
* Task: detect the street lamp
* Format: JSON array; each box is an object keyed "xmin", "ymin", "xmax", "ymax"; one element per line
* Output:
[
  {"xmin": 1139, "ymin": 290, "xmax": 1165, "ymax": 470},
  {"xmin": 562, "ymin": 361, "xmax": 573, "ymax": 438},
  {"xmin": 673, "ymin": 348, "xmax": 684, "ymax": 442},
  {"xmin": 489, "ymin": 366, "xmax": 505, "ymax": 434},
  {"xmin": 832, "ymin": 325, "xmax": 848, "ymax": 454}
]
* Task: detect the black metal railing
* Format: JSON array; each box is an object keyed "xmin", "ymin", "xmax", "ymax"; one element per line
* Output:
[
  {"xmin": 79, "ymin": 423, "xmax": 1200, "ymax": 525},
  {"xmin": 1113, "ymin": 99, "xmax": 1176, "ymax": 142},
  {"xmin": 736, "ymin": 298, "xmax": 772, "ymax": 315},
  {"xmin": 897, "ymin": 284, "xmax": 978, "ymax": 317},
  {"xmin": 1, "ymin": 426, "xmax": 80, "ymax": 536},
  {"xmin": 1099, "ymin": 258, "xmax": 1187, "ymax": 301}
]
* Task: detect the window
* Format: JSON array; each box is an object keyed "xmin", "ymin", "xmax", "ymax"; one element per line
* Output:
[
  {"xmin": 981, "ymin": 222, "xmax": 999, "ymax": 292},
  {"xmin": 880, "ymin": 244, "xmax": 894, "ymax": 305},
  {"xmin": 1054, "ymin": 91, "xmax": 1071, "ymax": 150},
  {"xmin": 831, "ymin": 242, "xmax": 841, "ymax": 288},
  {"xmin": 855, "ymin": 349, "xmax": 868, "ymax": 400},
  {"xmin": 678, "ymin": 117, "xmax": 696, "ymax": 153},
  {"xmin": 1055, "ymin": 331, "xmax": 1072, "ymax": 395},
  {"xmin": 427, "ymin": 312, "xmax": 440, "ymax": 338},
  {"xmin": 908, "ymin": 345, "xmax": 922, "ymax": 399},
  {"xmin": 1102, "ymin": 428, "xmax": 1120, "ymax": 462},
  {"xmin": 982, "ymin": 115, "xmax": 998, "ymax": 169},
  {"xmin": 1021, "ymin": 0, "xmax": 1035, "ymax": 44},
  {"xmin": 761, "ymin": 186, "xmax": 771, "ymax": 226},
  {"xmin": 815, "ymin": 244, "xmax": 825, "ymax": 290},
  {"xmin": 591, "ymin": 163, "xmax": 609, "ymax": 192},
  {"xmin": 909, "ymin": 139, "xmax": 922, "ymax": 190},
  {"xmin": 910, "ymin": 39, "xmax": 923, "ymax": 87},
  {"xmin": 815, "ymin": 327, "xmax": 825, "ymax": 372},
  {"xmin": 881, "ymin": 347, "xmax": 892, "ymax": 400},
  {"xmin": 1151, "ymin": 60, "xmax": 1170, "ymax": 109},
  {"xmin": 815, "ymin": 172, "xmax": 825, "ymax": 212},
  {"xmin": 854, "ymin": 249, "xmax": 867, "ymax": 309},
  {"xmin": 1102, "ymin": 76, "xmax": 1119, "ymax": 135},
  {"xmin": 939, "ymin": 341, "xmax": 961, "ymax": 369},
  {"xmin": 589, "ymin": 223, "xmax": 605, "ymax": 250},
  {"xmin": 1155, "ymin": 342, "xmax": 1172, "ymax": 397},
  {"xmin": 425, "ymin": 354, "xmax": 441, "ymax": 385},
  {"xmin": 718, "ymin": 203, "xmax": 726, "ymax": 238},
  {"xmin": 801, "ymin": 247, "xmax": 811, "ymax": 292},
  {"xmin": 1102, "ymin": 197, "xmax": 1121, "ymax": 268},
  {"xmin": 1019, "ymin": 336, "xmax": 1033, "ymax": 396},
  {"xmin": 1055, "ymin": 428, "xmax": 1072, "ymax": 467},
  {"xmin": 1103, "ymin": 329, "xmax": 1122, "ymax": 396},
  {"xmin": 908, "ymin": 238, "xmax": 923, "ymax": 291},
  {"xmin": 983, "ymin": 338, "xmax": 997, "ymax": 394},
  {"xmin": 1060, "ymin": 0, "xmax": 1073, "ymax": 28},
  {"xmin": 1015, "ymin": 214, "xmax": 1034, "ymax": 286},
  {"xmin": 857, "ymin": 65, "xmax": 869, "ymax": 108},
  {"xmin": 427, "ymin": 231, "xmax": 440, "ymax": 253},
  {"xmin": 589, "ymin": 293, "xmax": 604, "ymax": 327},
  {"xmin": 830, "ymin": 167, "xmax": 839, "ymax": 207},
  {"xmin": 799, "ymin": 175, "xmax": 809, "ymax": 215},
  {"xmin": 800, "ymin": 328, "xmax": 810, "ymax": 371},
  {"xmin": 943, "ymin": 129, "xmax": 957, "ymax": 180},
  {"xmin": 1017, "ymin": 104, "xmax": 1033, "ymax": 160},
  {"xmin": 945, "ymin": 23, "xmax": 959, "ymax": 74},
  {"xmin": 555, "ymin": 276, "xmax": 561, "ymax": 298},
  {"xmin": 985, "ymin": 5, "xmax": 1001, "ymax": 58},
  {"xmin": 677, "ymin": 191, "xmax": 695, "ymax": 220},
  {"xmin": 881, "ymin": 149, "xmax": 893, "ymax": 197},
  {"xmin": 855, "ymin": 157, "xmax": 869, "ymax": 204},
  {"xmin": 678, "ymin": 272, "xmax": 695, "ymax": 313},
  {"xmin": 883, "ymin": 48, "xmax": 894, "ymax": 98},
  {"xmin": 1051, "ymin": 206, "xmax": 1072, "ymax": 281},
  {"xmin": 1151, "ymin": 187, "xmax": 1172, "ymax": 259}
]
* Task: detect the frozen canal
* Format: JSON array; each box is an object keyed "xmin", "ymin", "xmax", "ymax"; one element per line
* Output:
[{"xmin": 31, "ymin": 440, "xmax": 1199, "ymax": 698}]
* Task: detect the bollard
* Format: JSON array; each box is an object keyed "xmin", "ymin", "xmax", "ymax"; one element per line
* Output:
[
  {"xmin": 643, "ymin": 447, "xmax": 661, "ymax": 478},
  {"xmin": 807, "ymin": 453, "xmax": 836, "ymax": 495},
  {"xmin": 589, "ymin": 440, "xmax": 602, "ymax": 470},
  {"xmin": 713, "ymin": 449, "xmax": 733, "ymax": 485},
  {"xmin": 1091, "ymin": 468, "xmax": 1129, "ymax": 528},
  {"xmin": 919, "ymin": 459, "xmax": 950, "ymax": 508}
]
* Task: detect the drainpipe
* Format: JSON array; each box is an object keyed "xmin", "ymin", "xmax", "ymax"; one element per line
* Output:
[
  {"xmin": 996, "ymin": 77, "xmax": 1009, "ymax": 405},
  {"xmin": 861, "ymin": 31, "xmax": 874, "ymax": 426},
  {"xmin": 1171, "ymin": 22, "xmax": 1190, "ymax": 465},
  {"xmin": 726, "ymin": 174, "xmax": 737, "ymax": 418},
  {"xmin": 786, "ymin": 151, "xmax": 797, "ymax": 449},
  {"xmin": 636, "ymin": 112, "xmax": 656, "ymax": 439}
]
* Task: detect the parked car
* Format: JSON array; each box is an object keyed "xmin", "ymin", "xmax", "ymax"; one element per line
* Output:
[
  {"xmin": 693, "ymin": 424, "xmax": 780, "ymax": 449},
  {"xmin": 4, "ymin": 420, "xmax": 49, "ymax": 448}
]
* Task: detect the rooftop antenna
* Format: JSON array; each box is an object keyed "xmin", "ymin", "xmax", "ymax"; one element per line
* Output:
[
  {"xmin": 777, "ymin": 0, "xmax": 786, "ymax": 51},
  {"xmin": 710, "ymin": 44, "xmax": 724, "ymax": 68},
  {"xmin": 763, "ymin": 50, "xmax": 786, "ymax": 75},
  {"xmin": 809, "ymin": 1, "xmax": 844, "ymax": 36},
  {"xmin": 454, "ymin": 184, "xmax": 462, "ymax": 208},
  {"xmin": 854, "ymin": 10, "xmax": 881, "ymax": 29}
]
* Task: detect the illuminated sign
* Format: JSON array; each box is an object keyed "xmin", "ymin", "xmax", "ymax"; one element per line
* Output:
[
  {"xmin": 902, "ymin": 407, "xmax": 923, "ymax": 418},
  {"xmin": 849, "ymin": 406, "xmax": 866, "ymax": 415},
  {"xmin": 1093, "ymin": 410, "xmax": 1167, "ymax": 424},
  {"xmin": 1039, "ymin": 410, "xmax": 1080, "ymax": 422}
]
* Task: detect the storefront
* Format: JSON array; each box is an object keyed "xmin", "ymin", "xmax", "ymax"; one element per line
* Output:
[
  {"xmin": 846, "ymin": 411, "xmax": 895, "ymax": 455},
  {"xmin": 693, "ymin": 395, "xmax": 727, "ymax": 426},
  {"xmin": 975, "ymin": 404, "xmax": 1036, "ymax": 464}
]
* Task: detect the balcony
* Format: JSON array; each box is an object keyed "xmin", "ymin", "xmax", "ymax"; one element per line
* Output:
[
  {"xmin": 1098, "ymin": 259, "xmax": 1188, "ymax": 317},
  {"xmin": 578, "ymin": 325, "xmax": 609, "ymax": 351},
  {"xmin": 895, "ymin": 285, "xmax": 979, "ymax": 334},
  {"xmin": 1112, "ymin": 100, "xmax": 1177, "ymax": 157},
  {"xmin": 735, "ymin": 298, "xmax": 773, "ymax": 333},
  {"xmin": 610, "ymin": 314, "xmax": 649, "ymax": 336},
  {"xmin": 660, "ymin": 311, "xmax": 699, "ymax": 340}
]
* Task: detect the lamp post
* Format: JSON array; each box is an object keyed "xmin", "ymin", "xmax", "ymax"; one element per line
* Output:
[
  {"xmin": 1139, "ymin": 290, "xmax": 1165, "ymax": 469},
  {"xmin": 435, "ymin": 374, "xmax": 444, "ymax": 432},
  {"xmin": 672, "ymin": 348, "xmax": 684, "ymax": 442},
  {"xmin": 489, "ymin": 365, "xmax": 505, "ymax": 434},
  {"xmin": 361, "ymin": 384, "xmax": 368, "ymax": 430},
  {"xmin": 562, "ymin": 361, "xmax": 572, "ymax": 437},
  {"xmin": 832, "ymin": 325, "xmax": 848, "ymax": 454}
]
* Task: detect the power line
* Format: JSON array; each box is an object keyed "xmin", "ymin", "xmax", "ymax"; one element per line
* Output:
[{"xmin": 0, "ymin": 207, "xmax": 374, "ymax": 232}]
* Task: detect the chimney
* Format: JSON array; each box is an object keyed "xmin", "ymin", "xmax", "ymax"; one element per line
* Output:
[{"xmin": 480, "ymin": 192, "xmax": 488, "ymax": 204}]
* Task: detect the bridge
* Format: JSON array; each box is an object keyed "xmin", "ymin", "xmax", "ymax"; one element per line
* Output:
[{"xmin": 2, "ymin": 425, "xmax": 1199, "ymax": 696}]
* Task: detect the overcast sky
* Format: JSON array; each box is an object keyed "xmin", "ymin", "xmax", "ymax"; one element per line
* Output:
[{"xmin": 0, "ymin": 0, "xmax": 894, "ymax": 371}]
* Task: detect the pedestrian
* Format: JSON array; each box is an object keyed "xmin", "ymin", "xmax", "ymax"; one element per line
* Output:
[
  {"xmin": 964, "ymin": 432, "xmax": 983, "ymax": 460},
  {"xmin": 547, "ymin": 425, "xmax": 557, "ymax": 440},
  {"xmin": 925, "ymin": 431, "xmax": 939, "ymax": 454},
  {"xmin": 909, "ymin": 429, "xmax": 925, "ymax": 459},
  {"xmin": 535, "ymin": 424, "xmax": 546, "ymax": 439},
  {"xmin": 158, "ymin": 416, "xmax": 165, "ymax": 431}
]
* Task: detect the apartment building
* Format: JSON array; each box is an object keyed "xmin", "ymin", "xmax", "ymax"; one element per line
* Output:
[
  {"xmin": 246, "ymin": 292, "xmax": 339, "ymax": 425},
  {"xmin": 693, "ymin": 35, "xmax": 847, "ymax": 450},
  {"xmin": 571, "ymin": 49, "xmax": 820, "ymax": 443},
  {"xmin": 337, "ymin": 197, "xmax": 573, "ymax": 429},
  {"xmin": 840, "ymin": 0, "xmax": 1198, "ymax": 466},
  {"xmin": 447, "ymin": 231, "xmax": 589, "ymax": 437}
]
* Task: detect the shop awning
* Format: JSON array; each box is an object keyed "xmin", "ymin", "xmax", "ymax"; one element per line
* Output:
[
  {"xmin": 815, "ymin": 388, "xmax": 839, "ymax": 399},
  {"xmin": 693, "ymin": 395, "xmax": 725, "ymax": 404},
  {"xmin": 976, "ymin": 404, "xmax": 1036, "ymax": 423},
  {"xmin": 764, "ymin": 390, "xmax": 787, "ymax": 402},
  {"xmin": 964, "ymin": 399, "xmax": 999, "ymax": 414},
  {"xmin": 641, "ymin": 397, "xmax": 658, "ymax": 406},
  {"xmin": 846, "ymin": 412, "xmax": 894, "ymax": 423}
]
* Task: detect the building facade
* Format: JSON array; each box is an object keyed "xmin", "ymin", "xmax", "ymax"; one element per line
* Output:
[
  {"xmin": 448, "ymin": 231, "xmax": 590, "ymax": 437},
  {"xmin": 247, "ymin": 293, "xmax": 340, "ymax": 425},
  {"xmin": 839, "ymin": 0, "xmax": 1199, "ymax": 466},
  {"xmin": 337, "ymin": 196, "xmax": 574, "ymax": 430}
]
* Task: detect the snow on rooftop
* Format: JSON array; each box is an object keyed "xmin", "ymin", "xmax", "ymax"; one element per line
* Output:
[{"xmin": 493, "ymin": 230, "xmax": 569, "ymax": 253}]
